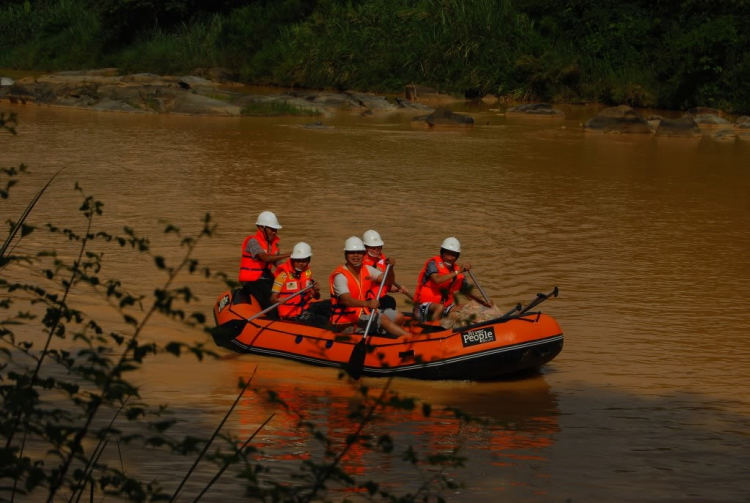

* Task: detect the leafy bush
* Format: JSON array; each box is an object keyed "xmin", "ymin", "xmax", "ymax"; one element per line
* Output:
[
  {"xmin": 0, "ymin": 0, "xmax": 102, "ymax": 69},
  {"xmin": 112, "ymin": 15, "xmax": 226, "ymax": 74}
]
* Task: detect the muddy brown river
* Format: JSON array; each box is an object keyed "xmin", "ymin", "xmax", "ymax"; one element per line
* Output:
[{"xmin": 2, "ymin": 101, "xmax": 749, "ymax": 502}]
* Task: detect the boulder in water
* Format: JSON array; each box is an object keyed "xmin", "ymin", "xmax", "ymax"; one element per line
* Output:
[
  {"xmin": 711, "ymin": 129, "xmax": 736, "ymax": 141},
  {"xmin": 655, "ymin": 117, "xmax": 702, "ymax": 138},
  {"xmin": 420, "ymin": 108, "xmax": 474, "ymax": 127},
  {"xmin": 170, "ymin": 93, "xmax": 240, "ymax": 116},
  {"xmin": 584, "ymin": 105, "xmax": 651, "ymax": 134},
  {"xmin": 684, "ymin": 107, "xmax": 732, "ymax": 126},
  {"xmin": 506, "ymin": 103, "xmax": 565, "ymax": 117}
]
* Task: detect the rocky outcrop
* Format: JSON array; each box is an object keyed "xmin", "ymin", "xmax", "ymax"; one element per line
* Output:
[
  {"xmin": 91, "ymin": 98, "xmax": 148, "ymax": 113},
  {"xmin": 584, "ymin": 105, "xmax": 651, "ymax": 133},
  {"xmin": 395, "ymin": 98, "xmax": 434, "ymax": 112},
  {"xmin": 711, "ymin": 129, "xmax": 736, "ymax": 141},
  {"xmin": 738, "ymin": 121, "xmax": 750, "ymax": 141},
  {"xmin": 0, "ymin": 70, "xmax": 411, "ymax": 117},
  {"xmin": 345, "ymin": 91, "xmax": 398, "ymax": 112},
  {"xmin": 405, "ymin": 84, "xmax": 463, "ymax": 103},
  {"xmin": 647, "ymin": 114, "xmax": 664, "ymax": 130},
  {"xmin": 171, "ymin": 93, "xmax": 241, "ymax": 116},
  {"xmin": 506, "ymin": 103, "xmax": 565, "ymax": 117},
  {"xmin": 5, "ymin": 84, "xmax": 36, "ymax": 105},
  {"xmin": 412, "ymin": 108, "xmax": 474, "ymax": 128},
  {"xmin": 655, "ymin": 117, "xmax": 702, "ymax": 138},
  {"xmin": 1, "ymin": 70, "xmax": 228, "ymax": 114},
  {"xmin": 233, "ymin": 94, "xmax": 326, "ymax": 115},
  {"xmin": 736, "ymin": 116, "xmax": 750, "ymax": 126},
  {"xmin": 684, "ymin": 107, "xmax": 732, "ymax": 126},
  {"xmin": 1, "ymin": 76, "xmax": 14, "ymax": 86},
  {"xmin": 235, "ymin": 91, "xmax": 399, "ymax": 116}
]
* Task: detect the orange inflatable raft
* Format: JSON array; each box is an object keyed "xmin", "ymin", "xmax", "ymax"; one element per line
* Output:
[{"xmin": 211, "ymin": 288, "xmax": 564, "ymax": 381}]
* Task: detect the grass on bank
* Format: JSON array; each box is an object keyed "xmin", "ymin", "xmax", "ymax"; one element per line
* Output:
[{"xmin": 240, "ymin": 101, "xmax": 321, "ymax": 117}]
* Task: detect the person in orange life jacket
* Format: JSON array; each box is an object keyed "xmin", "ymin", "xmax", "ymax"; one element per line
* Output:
[
  {"xmin": 413, "ymin": 237, "xmax": 491, "ymax": 322},
  {"xmin": 361, "ymin": 229, "xmax": 409, "ymax": 323},
  {"xmin": 239, "ymin": 211, "xmax": 291, "ymax": 311},
  {"xmin": 329, "ymin": 236, "xmax": 409, "ymax": 337},
  {"xmin": 269, "ymin": 242, "xmax": 329, "ymax": 327}
]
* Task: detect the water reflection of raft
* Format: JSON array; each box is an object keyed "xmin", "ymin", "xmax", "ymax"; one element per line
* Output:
[{"xmin": 211, "ymin": 288, "xmax": 564, "ymax": 381}]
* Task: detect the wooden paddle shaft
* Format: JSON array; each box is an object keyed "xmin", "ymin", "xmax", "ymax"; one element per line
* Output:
[
  {"xmin": 362, "ymin": 264, "xmax": 391, "ymax": 337},
  {"xmin": 247, "ymin": 284, "xmax": 315, "ymax": 323},
  {"xmin": 467, "ymin": 270, "xmax": 491, "ymax": 305}
]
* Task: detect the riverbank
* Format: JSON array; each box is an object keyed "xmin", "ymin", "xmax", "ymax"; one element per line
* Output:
[
  {"xmin": 3, "ymin": 69, "xmax": 750, "ymax": 141},
  {"xmin": 2, "ymin": 1, "xmax": 749, "ymax": 114},
  {"xmin": 0, "ymin": 69, "xmax": 426, "ymax": 117}
]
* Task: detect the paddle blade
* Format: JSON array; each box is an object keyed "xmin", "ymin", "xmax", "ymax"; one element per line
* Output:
[
  {"xmin": 346, "ymin": 340, "xmax": 367, "ymax": 380},
  {"xmin": 210, "ymin": 319, "xmax": 248, "ymax": 345}
]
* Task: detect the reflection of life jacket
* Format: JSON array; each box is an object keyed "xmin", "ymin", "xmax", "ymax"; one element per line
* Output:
[
  {"xmin": 363, "ymin": 252, "xmax": 388, "ymax": 299},
  {"xmin": 274, "ymin": 260, "xmax": 314, "ymax": 319},
  {"xmin": 329, "ymin": 265, "xmax": 374, "ymax": 325},
  {"xmin": 414, "ymin": 255, "xmax": 463, "ymax": 307},
  {"xmin": 239, "ymin": 229, "xmax": 279, "ymax": 282}
]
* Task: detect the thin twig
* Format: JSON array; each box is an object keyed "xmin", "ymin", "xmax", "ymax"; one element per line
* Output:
[
  {"xmin": 73, "ymin": 436, "xmax": 109, "ymax": 503},
  {"xmin": 170, "ymin": 367, "xmax": 258, "ymax": 502},
  {"xmin": 70, "ymin": 397, "xmax": 130, "ymax": 503},
  {"xmin": 5, "ymin": 194, "xmax": 94, "ymax": 451},
  {"xmin": 0, "ymin": 167, "xmax": 65, "ymax": 264},
  {"xmin": 46, "ymin": 231, "xmax": 208, "ymax": 503},
  {"xmin": 192, "ymin": 414, "xmax": 275, "ymax": 503},
  {"xmin": 10, "ymin": 418, "xmax": 29, "ymax": 503}
]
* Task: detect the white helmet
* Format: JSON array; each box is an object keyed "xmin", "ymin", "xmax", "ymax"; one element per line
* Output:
[
  {"xmin": 362, "ymin": 229, "xmax": 384, "ymax": 247},
  {"xmin": 343, "ymin": 236, "xmax": 366, "ymax": 252},
  {"xmin": 255, "ymin": 211, "xmax": 282, "ymax": 229},
  {"xmin": 290, "ymin": 242, "xmax": 312, "ymax": 259},
  {"xmin": 440, "ymin": 237, "xmax": 461, "ymax": 253}
]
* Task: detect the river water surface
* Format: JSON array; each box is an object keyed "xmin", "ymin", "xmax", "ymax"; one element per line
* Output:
[{"xmin": 2, "ymin": 102, "xmax": 750, "ymax": 502}]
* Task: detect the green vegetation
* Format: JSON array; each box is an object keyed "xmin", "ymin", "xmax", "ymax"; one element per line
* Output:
[
  {"xmin": 1, "ymin": 116, "xmax": 468, "ymax": 502},
  {"xmin": 240, "ymin": 100, "xmax": 321, "ymax": 116},
  {"xmin": 1, "ymin": 0, "xmax": 749, "ymax": 112}
]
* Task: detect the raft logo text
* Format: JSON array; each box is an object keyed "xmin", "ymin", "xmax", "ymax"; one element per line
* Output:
[
  {"xmin": 218, "ymin": 294, "xmax": 230, "ymax": 312},
  {"xmin": 461, "ymin": 327, "xmax": 496, "ymax": 347}
]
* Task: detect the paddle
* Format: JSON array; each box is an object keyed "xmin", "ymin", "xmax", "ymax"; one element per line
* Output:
[
  {"xmin": 466, "ymin": 270, "xmax": 492, "ymax": 306},
  {"xmin": 517, "ymin": 286, "xmax": 559, "ymax": 315},
  {"xmin": 503, "ymin": 303, "xmax": 523, "ymax": 317},
  {"xmin": 347, "ymin": 264, "xmax": 391, "ymax": 380},
  {"xmin": 211, "ymin": 284, "xmax": 316, "ymax": 340}
]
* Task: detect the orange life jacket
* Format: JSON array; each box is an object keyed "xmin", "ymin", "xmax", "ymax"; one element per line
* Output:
[
  {"xmin": 328, "ymin": 265, "xmax": 375, "ymax": 325},
  {"xmin": 274, "ymin": 260, "xmax": 314, "ymax": 319},
  {"xmin": 414, "ymin": 255, "xmax": 463, "ymax": 307},
  {"xmin": 363, "ymin": 252, "xmax": 388, "ymax": 299},
  {"xmin": 239, "ymin": 229, "xmax": 279, "ymax": 282}
]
